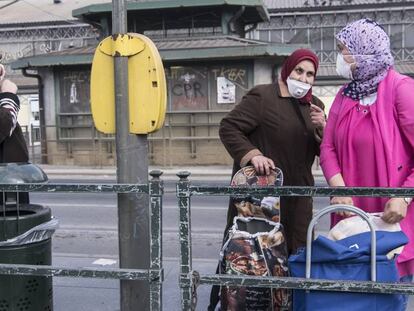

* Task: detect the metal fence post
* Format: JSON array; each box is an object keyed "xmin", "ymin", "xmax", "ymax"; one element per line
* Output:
[
  {"xmin": 149, "ymin": 170, "xmax": 164, "ymax": 311},
  {"xmin": 176, "ymin": 171, "xmax": 194, "ymax": 310},
  {"xmin": 30, "ymin": 124, "xmax": 36, "ymax": 163}
]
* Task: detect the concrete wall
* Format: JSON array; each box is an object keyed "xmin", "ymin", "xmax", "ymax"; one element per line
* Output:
[{"xmin": 253, "ymin": 58, "xmax": 275, "ymax": 85}]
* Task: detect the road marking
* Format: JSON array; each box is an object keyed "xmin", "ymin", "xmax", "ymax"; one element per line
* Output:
[
  {"xmin": 56, "ymin": 226, "xmax": 226, "ymax": 235},
  {"xmin": 53, "ymin": 252, "xmax": 218, "ymax": 263},
  {"xmin": 55, "ymin": 226, "xmax": 329, "ymax": 239},
  {"xmin": 35, "ymin": 203, "xmax": 116, "ymax": 208}
]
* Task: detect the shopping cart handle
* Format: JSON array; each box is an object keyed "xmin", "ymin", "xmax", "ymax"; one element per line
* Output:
[{"xmin": 305, "ymin": 204, "xmax": 376, "ymax": 282}]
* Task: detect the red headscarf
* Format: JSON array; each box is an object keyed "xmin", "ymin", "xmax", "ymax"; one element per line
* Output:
[{"xmin": 280, "ymin": 48, "xmax": 319, "ymax": 104}]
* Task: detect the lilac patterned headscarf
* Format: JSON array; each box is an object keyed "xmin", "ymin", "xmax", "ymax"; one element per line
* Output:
[{"xmin": 336, "ymin": 19, "xmax": 394, "ymax": 100}]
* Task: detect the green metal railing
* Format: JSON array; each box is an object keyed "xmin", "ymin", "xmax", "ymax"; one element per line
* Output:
[
  {"xmin": 0, "ymin": 170, "xmax": 164, "ymax": 311},
  {"xmin": 176, "ymin": 171, "xmax": 414, "ymax": 310},
  {"xmin": 3, "ymin": 170, "xmax": 414, "ymax": 310}
]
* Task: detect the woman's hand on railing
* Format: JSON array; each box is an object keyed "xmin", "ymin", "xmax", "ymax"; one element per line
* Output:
[
  {"xmin": 330, "ymin": 196, "xmax": 355, "ymax": 217},
  {"xmin": 382, "ymin": 198, "xmax": 407, "ymax": 224}
]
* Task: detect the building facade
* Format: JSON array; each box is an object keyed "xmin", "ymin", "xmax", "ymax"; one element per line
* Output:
[
  {"xmin": 12, "ymin": 0, "xmax": 305, "ymax": 166},
  {"xmin": 0, "ymin": 0, "xmax": 104, "ymax": 159},
  {"xmin": 9, "ymin": 0, "xmax": 414, "ymax": 166}
]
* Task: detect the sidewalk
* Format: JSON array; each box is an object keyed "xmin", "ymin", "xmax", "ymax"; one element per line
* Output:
[{"xmin": 39, "ymin": 164, "xmax": 324, "ymax": 180}]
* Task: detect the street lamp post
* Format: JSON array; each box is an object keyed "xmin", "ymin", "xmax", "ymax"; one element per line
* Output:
[{"xmin": 112, "ymin": 0, "xmax": 150, "ymax": 310}]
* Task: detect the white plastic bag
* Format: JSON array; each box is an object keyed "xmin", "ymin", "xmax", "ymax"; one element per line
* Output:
[
  {"xmin": 327, "ymin": 213, "xmax": 403, "ymax": 259},
  {"xmin": 0, "ymin": 218, "xmax": 59, "ymax": 246}
]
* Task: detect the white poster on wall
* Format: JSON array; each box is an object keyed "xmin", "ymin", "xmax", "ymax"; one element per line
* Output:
[{"xmin": 217, "ymin": 77, "xmax": 236, "ymax": 104}]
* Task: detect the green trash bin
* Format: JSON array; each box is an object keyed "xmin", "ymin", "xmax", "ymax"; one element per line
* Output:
[{"xmin": 0, "ymin": 163, "xmax": 55, "ymax": 311}]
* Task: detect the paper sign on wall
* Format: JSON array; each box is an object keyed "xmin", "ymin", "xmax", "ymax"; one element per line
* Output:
[{"xmin": 217, "ymin": 77, "xmax": 236, "ymax": 104}]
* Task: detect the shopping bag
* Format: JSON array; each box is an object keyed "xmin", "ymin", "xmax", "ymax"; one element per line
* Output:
[
  {"xmin": 220, "ymin": 217, "xmax": 290, "ymax": 311},
  {"xmin": 289, "ymin": 205, "xmax": 408, "ymax": 311},
  {"xmin": 231, "ymin": 165, "xmax": 283, "ymax": 222}
]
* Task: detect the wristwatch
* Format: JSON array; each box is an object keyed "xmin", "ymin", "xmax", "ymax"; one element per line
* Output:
[{"xmin": 403, "ymin": 197, "xmax": 413, "ymax": 205}]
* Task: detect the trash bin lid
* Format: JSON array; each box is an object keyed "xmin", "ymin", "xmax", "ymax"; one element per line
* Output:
[{"xmin": 0, "ymin": 163, "xmax": 48, "ymax": 184}]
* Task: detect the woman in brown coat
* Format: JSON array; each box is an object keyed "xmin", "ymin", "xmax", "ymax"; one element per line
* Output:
[
  {"xmin": 220, "ymin": 48, "xmax": 325, "ymax": 255},
  {"xmin": 209, "ymin": 49, "xmax": 326, "ymax": 311}
]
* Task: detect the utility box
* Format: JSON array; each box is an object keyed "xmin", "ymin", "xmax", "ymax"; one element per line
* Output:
[{"xmin": 0, "ymin": 163, "xmax": 56, "ymax": 311}]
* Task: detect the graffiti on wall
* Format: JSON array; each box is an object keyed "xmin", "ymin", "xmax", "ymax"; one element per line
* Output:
[
  {"xmin": 0, "ymin": 44, "xmax": 33, "ymax": 63},
  {"xmin": 0, "ymin": 40, "xmax": 85, "ymax": 76},
  {"xmin": 166, "ymin": 64, "xmax": 252, "ymax": 111},
  {"xmin": 168, "ymin": 66, "xmax": 208, "ymax": 111},
  {"xmin": 211, "ymin": 67, "xmax": 248, "ymax": 89}
]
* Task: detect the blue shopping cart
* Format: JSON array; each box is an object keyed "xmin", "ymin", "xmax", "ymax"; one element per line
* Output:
[{"xmin": 289, "ymin": 205, "xmax": 408, "ymax": 311}]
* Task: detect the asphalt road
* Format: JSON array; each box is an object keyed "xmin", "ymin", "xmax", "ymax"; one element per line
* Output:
[{"xmin": 30, "ymin": 178, "xmax": 331, "ymax": 261}]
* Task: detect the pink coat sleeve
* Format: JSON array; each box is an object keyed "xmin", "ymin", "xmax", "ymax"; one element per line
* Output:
[
  {"xmin": 395, "ymin": 78, "xmax": 414, "ymax": 187},
  {"xmin": 320, "ymin": 93, "xmax": 343, "ymax": 181}
]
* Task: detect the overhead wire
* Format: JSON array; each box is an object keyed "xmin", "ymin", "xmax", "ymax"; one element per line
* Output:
[{"xmin": 0, "ymin": 0, "xmax": 19, "ymax": 10}]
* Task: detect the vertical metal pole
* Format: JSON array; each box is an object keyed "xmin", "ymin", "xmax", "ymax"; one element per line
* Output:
[
  {"xmin": 176, "ymin": 171, "xmax": 193, "ymax": 310},
  {"xmin": 30, "ymin": 124, "xmax": 35, "ymax": 163},
  {"xmin": 2, "ymin": 192, "xmax": 6, "ymax": 239},
  {"xmin": 112, "ymin": 1, "xmax": 150, "ymax": 310},
  {"xmin": 149, "ymin": 170, "xmax": 164, "ymax": 311},
  {"xmin": 91, "ymin": 123, "xmax": 97, "ymax": 166},
  {"xmin": 39, "ymin": 81, "xmax": 47, "ymax": 164},
  {"xmin": 168, "ymin": 115, "xmax": 173, "ymax": 167}
]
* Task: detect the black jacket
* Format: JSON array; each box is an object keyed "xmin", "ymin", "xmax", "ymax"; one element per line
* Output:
[
  {"xmin": 0, "ymin": 92, "xmax": 29, "ymax": 204},
  {"xmin": 0, "ymin": 92, "xmax": 28, "ymax": 163}
]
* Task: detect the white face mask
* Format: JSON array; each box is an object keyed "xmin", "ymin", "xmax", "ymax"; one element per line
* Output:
[
  {"xmin": 336, "ymin": 53, "xmax": 354, "ymax": 80},
  {"xmin": 286, "ymin": 77, "xmax": 312, "ymax": 99}
]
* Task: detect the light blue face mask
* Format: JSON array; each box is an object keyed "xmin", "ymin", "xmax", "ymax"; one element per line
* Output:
[
  {"xmin": 336, "ymin": 53, "xmax": 354, "ymax": 80},
  {"xmin": 286, "ymin": 77, "xmax": 311, "ymax": 99}
]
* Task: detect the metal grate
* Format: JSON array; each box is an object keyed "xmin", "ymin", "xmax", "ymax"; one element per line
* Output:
[
  {"xmin": 0, "ymin": 299, "xmax": 9, "ymax": 311},
  {"xmin": 25, "ymin": 278, "xmax": 39, "ymax": 293},
  {"xmin": 16, "ymin": 297, "xmax": 31, "ymax": 311}
]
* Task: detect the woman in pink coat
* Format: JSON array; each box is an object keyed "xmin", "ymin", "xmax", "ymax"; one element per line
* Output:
[{"xmin": 320, "ymin": 18, "xmax": 414, "ymax": 284}]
